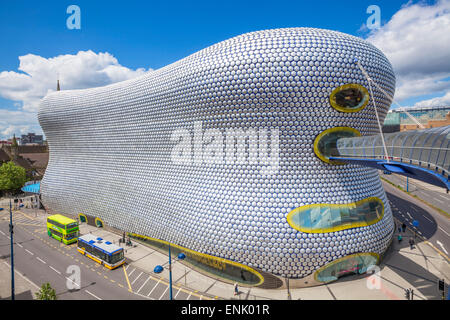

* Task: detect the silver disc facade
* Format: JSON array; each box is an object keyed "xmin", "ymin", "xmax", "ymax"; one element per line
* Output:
[{"xmin": 38, "ymin": 28, "xmax": 396, "ymax": 287}]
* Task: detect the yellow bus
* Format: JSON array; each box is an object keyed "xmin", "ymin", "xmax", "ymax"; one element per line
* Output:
[{"xmin": 47, "ymin": 214, "xmax": 79, "ymax": 244}]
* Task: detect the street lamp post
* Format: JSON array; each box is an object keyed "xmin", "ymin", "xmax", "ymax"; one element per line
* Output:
[
  {"xmin": 168, "ymin": 243, "xmax": 173, "ymax": 300},
  {"xmin": 153, "ymin": 246, "xmax": 185, "ymax": 300},
  {"xmin": 152, "ymin": 214, "xmax": 186, "ymax": 300},
  {"xmin": 9, "ymin": 197, "xmax": 15, "ymax": 300}
]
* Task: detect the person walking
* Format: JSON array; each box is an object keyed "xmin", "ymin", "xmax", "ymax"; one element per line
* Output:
[
  {"xmin": 397, "ymin": 234, "xmax": 402, "ymax": 243},
  {"xmin": 234, "ymin": 283, "xmax": 239, "ymax": 296},
  {"xmin": 402, "ymin": 223, "xmax": 406, "ymax": 232},
  {"xmin": 409, "ymin": 237, "xmax": 415, "ymax": 249}
]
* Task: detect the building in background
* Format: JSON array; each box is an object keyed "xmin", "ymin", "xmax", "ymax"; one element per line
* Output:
[
  {"xmin": 0, "ymin": 140, "xmax": 12, "ymax": 146},
  {"xmin": 20, "ymin": 132, "xmax": 44, "ymax": 145},
  {"xmin": 383, "ymin": 106, "xmax": 450, "ymax": 133},
  {"xmin": 7, "ymin": 137, "xmax": 21, "ymax": 145},
  {"xmin": 0, "ymin": 134, "xmax": 49, "ymax": 178}
]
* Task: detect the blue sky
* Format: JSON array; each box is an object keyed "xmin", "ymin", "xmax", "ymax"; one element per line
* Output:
[
  {"xmin": 1, "ymin": 0, "xmax": 449, "ymax": 139},
  {"xmin": 0, "ymin": 0, "xmax": 409, "ymax": 70}
]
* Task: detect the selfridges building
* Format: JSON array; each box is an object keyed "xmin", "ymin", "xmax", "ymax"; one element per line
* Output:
[{"xmin": 39, "ymin": 28, "xmax": 396, "ymax": 288}]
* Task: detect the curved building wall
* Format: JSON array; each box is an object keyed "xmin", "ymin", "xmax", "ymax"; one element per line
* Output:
[{"xmin": 38, "ymin": 28, "xmax": 396, "ymax": 286}]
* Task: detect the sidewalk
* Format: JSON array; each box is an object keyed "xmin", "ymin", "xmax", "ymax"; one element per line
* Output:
[
  {"xmin": 381, "ymin": 174, "xmax": 449, "ymax": 216},
  {"xmin": 1, "ymin": 195, "xmax": 449, "ymax": 300},
  {"xmin": 385, "ymin": 174, "xmax": 448, "ymax": 195},
  {"xmin": 0, "ymin": 198, "xmax": 40, "ymax": 300},
  {"xmin": 0, "ymin": 256, "xmax": 39, "ymax": 300}
]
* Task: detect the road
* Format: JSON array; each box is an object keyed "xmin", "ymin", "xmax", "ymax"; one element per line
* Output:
[
  {"xmin": 0, "ymin": 208, "xmax": 207, "ymax": 300},
  {"xmin": 382, "ymin": 181, "xmax": 450, "ymax": 259},
  {"xmin": 382, "ymin": 173, "xmax": 450, "ymax": 215},
  {"xmin": 0, "ymin": 209, "xmax": 144, "ymax": 300}
]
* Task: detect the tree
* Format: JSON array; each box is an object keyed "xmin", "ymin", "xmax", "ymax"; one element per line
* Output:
[
  {"xmin": 35, "ymin": 282, "xmax": 57, "ymax": 300},
  {"xmin": 0, "ymin": 161, "xmax": 27, "ymax": 194}
]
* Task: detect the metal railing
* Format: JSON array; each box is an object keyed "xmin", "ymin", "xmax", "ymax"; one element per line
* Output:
[{"xmin": 335, "ymin": 125, "xmax": 450, "ymax": 180}]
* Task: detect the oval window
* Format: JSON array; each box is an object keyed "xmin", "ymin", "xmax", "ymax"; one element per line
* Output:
[
  {"xmin": 286, "ymin": 197, "xmax": 384, "ymax": 233},
  {"xmin": 95, "ymin": 217, "xmax": 104, "ymax": 228},
  {"xmin": 314, "ymin": 253, "xmax": 379, "ymax": 283},
  {"xmin": 330, "ymin": 84, "xmax": 370, "ymax": 113},
  {"xmin": 314, "ymin": 127, "xmax": 361, "ymax": 164}
]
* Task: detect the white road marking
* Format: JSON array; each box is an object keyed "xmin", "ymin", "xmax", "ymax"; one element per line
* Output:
[
  {"xmin": 436, "ymin": 241, "xmax": 448, "ymax": 255},
  {"xmin": 131, "ymin": 271, "xmax": 143, "ymax": 285},
  {"xmin": 36, "ymin": 257, "xmax": 46, "ymax": 264},
  {"xmin": 438, "ymin": 194, "xmax": 449, "ymax": 200},
  {"xmin": 128, "ymin": 267, "xmax": 136, "ymax": 277},
  {"xmin": 66, "ymin": 277, "xmax": 80, "ymax": 288},
  {"xmin": 16, "ymin": 243, "xmax": 23, "ymax": 248},
  {"xmin": 137, "ymin": 276, "xmax": 151, "ymax": 294},
  {"xmin": 85, "ymin": 290, "xmax": 102, "ymax": 300},
  {"xmin": 174, "ymin": 287, "xmax": 181, "ymax": 299},
  {"xmin": 186, "ymin": 291, "xmax": 192, "ymax": 300},
  {"xmin": 438, "ymin": 226, "xmax": 450, "ymax": 237},
  {"xmin": 411, "ymin": 207, "xmax": 418, "ymax": 212},
  {"xmin": 147, "ymin": 279, "xmax": 162, "ymax": 297},
  {"xmin": 0, "ymin": 230, "xmax": 5, "ymax": 235},
  {"xmin": 25, "ymin": 249, "xmax": 34, "ymax": 255},
  {"xmin": 159, "ymin": 285, "xmax": 169, "ymax": 300},
  {"xmin": 422, "ymin": 215, "xmax": 433, "ymax": 223},
  {"xmin": 434, "ymin": 197, "xmax": 444, "ymax": 204},
  {"xmin": 49, "ymin": 266, "xmax": 61, "ymax": 275},
  {"xmin": 406, "ymin": 212, "xmax": 413, "ymax": 219}
]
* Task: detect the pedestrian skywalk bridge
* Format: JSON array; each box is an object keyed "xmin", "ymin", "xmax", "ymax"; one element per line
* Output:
[{"xmin": 329, "ymin": 125, "xmax": 450, "ymax": 190}]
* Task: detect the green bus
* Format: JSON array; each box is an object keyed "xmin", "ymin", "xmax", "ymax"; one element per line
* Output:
[{"xmin": 47, "ymin": 214, "xmax": 79, "ymax": 244}]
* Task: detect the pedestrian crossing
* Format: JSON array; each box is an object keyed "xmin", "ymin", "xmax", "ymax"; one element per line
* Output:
[
  {"xmin": 0, "ymin": 210, "xmax": 45, "ymax": 227},
  {"xmin": 123, "ymin": 264, "xmax": 216, "ymax": 300}
]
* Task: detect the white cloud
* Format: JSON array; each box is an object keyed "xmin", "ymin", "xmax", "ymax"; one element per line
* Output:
[
  {"xmin": 413, "ymin": 91, "xmax": 450, "ymax": 107},
  {"xmin": 366, "ymin": 0, "xmax": 450, "ymax": 104},
  {"xmin": 0, "ymin": 109, "xmax": 41, "ymax": 140},
  {"xmin": 0, "ymin": 50, "xmax": 151, "ymax": 113},
  {"xmin": 0, "ymin": 50, "xmax": 152, "ymax": 140},
  {"xmin": 394, "ymin": 73, "xmax": 450, "ymax": 101}
]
